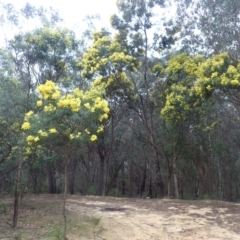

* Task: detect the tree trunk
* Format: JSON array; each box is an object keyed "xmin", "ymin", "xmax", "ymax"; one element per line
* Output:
[
  {"xmin": 62, "ymin": 142, "xmax": 69, "ymax": 240},
  {"xmin": 167, "ymin": 174, "xmax": 171, "ymax": 198},
  {"xmin": 149, "ymin": 177, "xmax": 153, "ymax": 198},
  {"xmin": 155, "ymin": 157, "xmax": 165, "ymax": 197},
  {"xmin": 129, "ymin": 161, "xmax": 133, "ymax": 197},
  {"xmin": 47, "ymin": 165, "xmax": 56, "ymax": 194},
  {"xmin": 13, "ymin": 146, "xmax": 23, "ymax": 228},
  {"xmin": 96, "ymin": 146, "xmax": 105, "ymax": 196},
  {"xmin": 140, "ymin": 161, "xmax": 147, "ymax": 197},
  {"xmin": 105, "ymin": 162, "xmax": 123, "ymax": 196},
  {"xmin": 208, "ymin": 131, "xmax": 217, "ymax": 197},
  {"xmin": 121, "ymin": 163, "xmax": 125, "ymax": 196},
  {"xmin": 173, "ymin": 162, "xmax": 179, "ymax": 199},
  {"xmin": 217, "ymin": 157, "xmax": 223, "ymax": 199},
  {"xmin": 68, "ymin": 157, "xmax": 77, "ymax": 195}
]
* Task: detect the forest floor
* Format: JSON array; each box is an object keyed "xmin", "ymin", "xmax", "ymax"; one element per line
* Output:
[{"xmin": 0, "ymin": 194, "xmax": 240, "ymax": 240}]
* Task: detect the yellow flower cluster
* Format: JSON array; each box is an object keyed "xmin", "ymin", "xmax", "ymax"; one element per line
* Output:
[
  {"xmin": 49, "ymin": 128, "xmax": 57, "ymax": 133},
  {"xmin": 83, "ymin": 86, "xmax": 110, "ymax": 120},
  {"xmin": 21, "ymin": 122, "xmax": 31, "ymax": 130},
  {"xmin": 211, "ymin": 72, "xmax": 218, "ymax": 78},
  {"xmin": 80, "ymin": 32, "xmax": 139, "ymax": 78},
  {"xmin": 57, "ymin": 94, "xmax": 81, "ymax": 112},
  {"xmin": 231, "ymin": 80, "xmax": 239, "ymax": 85},
  {"xmin": 94, "ymin": 98, "xmax": 110, "ymax": 113},
  {"xmin": 37, "ymin": 80, "xmax": 60, "ymax": 100},
  {"xmin": 90, "ymin": 135, "xmax": 97, "ymax": 141},
  {"xmin": 23, "ymin": 111, "xmax": 34, "ymax": 128},
  {"xmin": 220, "ymin": 74, "xmax": 230, "ymax": 86},
  {"xmin": 26, "ymin": 129, "xmax": 57, "ymax": 146},
  {"xmin": 38, "ymin": 130, "xmax": 48, "ymax": 137},
  {"xmin": 161, "ymin": 52, "xmax": 240, "ymax": 122},
  {"xmin": 27, "ymin": 135, "xmax": 39, "ymax": 144},
  {"xmin": 25, "ymin": 111, "xmax": 34, "ymax": 117},
  {"xmin": 84, "ymin": 102, "xmax": 91, "ymax": 109},
  {"xmin": 99, "ymin": 113, "xmax": 108, "ymax": 122},
  {"xmin": 22, "ymin": 80, "xmax": 110, "ymax": 146},
  {"xmin": 69, "ymin": 132, "xmax": 81, "ymax": 140},
  {"xmin": 97, "ymin": 125, "xmax": 104, "ymax": 133},
  {"xmin": 44, "ymin": 104, "xmax": 56, "ymax": 112},
  {"xmin": 73, "ymin": 88, "xmax": 83, "ymax": 97},
  {"xmin": 37, "ymin": 100, "xmax": 43, "ymax": 107}
]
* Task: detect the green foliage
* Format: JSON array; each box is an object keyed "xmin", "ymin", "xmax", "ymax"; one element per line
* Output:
[
  {"xmin": 177, "ymin": 0, "xmax": 240, "ymax": 58},
  {"xmin": 9, "ymin": 27, "xmax": 81, "ymax": 88},
  {"xmin": 86, "ymin": 216, "xmax": 104, "ymax": 240},
  {"xmin": 107, "ymin": 188, "xmax": 118, "ymax": 197},
  {"xmin": 13, "ymin": 232, "xmax": 22, "ymax": 240},
  {"xmin": 113, "ymin": 0, "xmax": 166, "ymax": 31},
  {"xmin": 45, "ymin": 225, "xmax": 64, "ymax": 240},
  {"xmin": 80, "ymin": 31, "xmax": 139, "ymax": 78},
  {"xmin": 159, "ymin": 53, "xmax": 204, "ymax": 121},
  {"xmin": 160, "ymin": 52, "xmax": 240, "ymax": 121},
  {"xmin": 111, "ymin": 0, "xmax": 176, "ymax": 54},
  {"xmin": 151, "ymin": 63, "xmax": 165, "ymax": 77},
  {"xmin": 0, "ymin": 1, "xmax": 62, "ymax": 28},
  {"xmin": 45, "ymin": 216, "xmax": 103, "ymax": 240},
  {"xmin": 0, "ymin": 49, "xmax": 26, "ymax": 172},
  {"xmin": 87, "ymin": 185, "xmax": 96, "ymax": 195},
  {"xmin": 0, "ymin": 201, "xmax": 7, "ymax": 214},
  {"xmin": 79, "ymin": 30, "xmax": 139, "ymax": 103},
  {"xmin": 22, "ymin": 80, "xmax": 110, "ymax": 151}
]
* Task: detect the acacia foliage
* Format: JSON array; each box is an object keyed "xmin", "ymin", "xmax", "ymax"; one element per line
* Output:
[
  {"xmin": 160, "ymin": 53, "xmax": 240, "ymax": 121},
  {"xmin": 22, "ymin": 80, "xmax": 110, "ymax": 150},
  {"xmin": 79, "ymin": 31, "xmax": 139, "ymax": 103}
]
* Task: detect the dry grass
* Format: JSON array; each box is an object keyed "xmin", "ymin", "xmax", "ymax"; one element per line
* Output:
[{"xmin": 0, "ymin": 194, "xmax": 103, "ymax": 240}]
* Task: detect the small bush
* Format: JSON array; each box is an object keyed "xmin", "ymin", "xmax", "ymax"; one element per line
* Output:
[
  {"xmin": 14, "ymin": 232, "xmax": 22, "ymax": 240},
  {"xmin": 45, "ymin": 226, "xmax": 64, "ymax": 240},
  {"xmin": 0, "ymin": 201, "xmax": 7, "ymax": 214}
]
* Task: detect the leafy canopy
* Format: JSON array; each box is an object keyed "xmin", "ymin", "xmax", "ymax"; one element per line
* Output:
[
  {"xmin": 22, "ymin": 80, "xmax": 110, "ymax": 149},
  {"xmin": 161, "ymin": 53, "xmax": 240, "ymax": 121},
  {"xmin": 79, "ymin": 31, "xmax": 140, "ymax": 102}
]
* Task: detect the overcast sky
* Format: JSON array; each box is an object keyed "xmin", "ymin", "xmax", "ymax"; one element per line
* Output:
[
  {"xmin": 1, "ymin": 0, "xmax": 177, "ymax": 47},
  {"xmin": 8, "ymin": 0, "xmax": 118, "ymax": 29},
  {"xmin": 0, "ymin": 0, "xmax": 118, "ymax": 46}
]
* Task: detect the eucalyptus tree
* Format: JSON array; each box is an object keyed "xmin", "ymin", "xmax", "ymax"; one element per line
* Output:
[
  {"xmin": 0, "ymin": 49, "xmax": 25, "ymax": 179},
  {"xmin": 13, "ymin": 2, "xmax": 62, "ymax": 25},
  {"xmin": 0, "ymin": 48, "xmax": 28, "ymax": 227},
  {"xmin": 0, "ymin": 1, "xmax": 62, "ymax": 47},
  {"xmin": 9, "ymin": 27, "xmax": 81, "ymax": 92},
  {"xmin": 176, "ymin": 0, "xmax": 240, "ymax": 58},
  {"xmin": 108, "ymin": 0, "xmax": 179, "ymax": 197}
]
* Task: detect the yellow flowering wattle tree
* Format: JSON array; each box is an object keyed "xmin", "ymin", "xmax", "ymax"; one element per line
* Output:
[
  {"xmin": 21, "ymin": 80, "xmax": 110, "ymax": 240},
  {"xmin": 152, "ymin": 52, "xmax": 240, "ymax": 198},
  {"xmin": 79, "ymin": 31, "xmax": 140, "ymax": 103},
  {"xmin": 161, "ymin": 53, "xmax": 240, "ymax": 121}
]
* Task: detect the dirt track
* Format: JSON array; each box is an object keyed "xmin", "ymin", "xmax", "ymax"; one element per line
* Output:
[
  {"xmin": 66, "ymin": 195, "xmax": 240, "ymax": 240},
  {"xmin": 1, "ymin": 195, "xmax": 240, "ymax": 239}
]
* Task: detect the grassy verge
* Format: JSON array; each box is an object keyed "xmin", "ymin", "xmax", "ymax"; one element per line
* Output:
[{"xmin": 0, "ymin": 195, "xmax": 104, "ymax": 240}]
